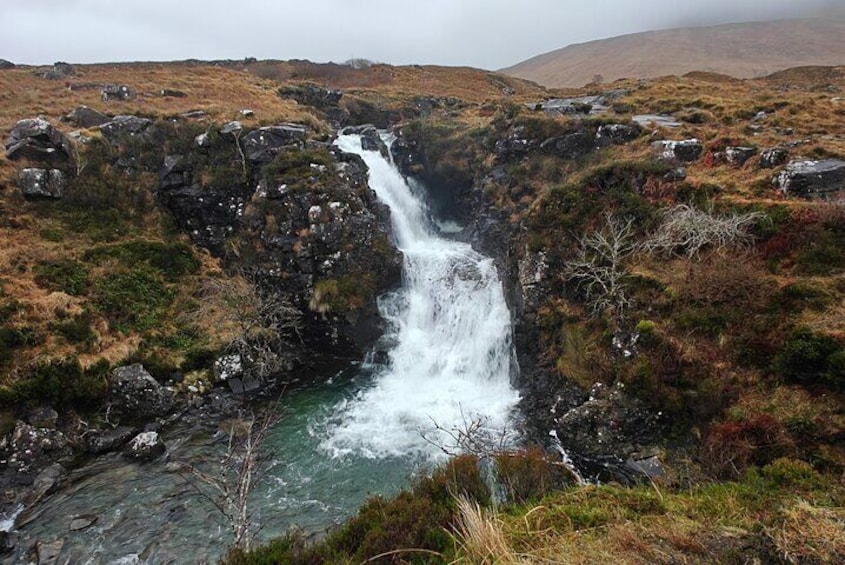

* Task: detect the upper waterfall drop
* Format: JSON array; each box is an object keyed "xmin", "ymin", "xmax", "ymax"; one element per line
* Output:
[{"xmin": 320, "ymin": 133, "xmax": 520, "ymax": 461}]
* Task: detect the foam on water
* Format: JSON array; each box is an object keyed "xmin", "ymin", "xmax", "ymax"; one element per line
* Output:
[{"xmin": 321, "ymin": 134, "xmax": 520, "ymax": 460}]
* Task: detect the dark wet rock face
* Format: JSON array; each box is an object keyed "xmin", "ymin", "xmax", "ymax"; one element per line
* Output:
[
  {"xmin": 540, "ymin": 132, "xmax": 596, "ymax": 159},
  {"xmin": 108, "ymin": 364, "xmax": 175, "ymax": 422},
  {"xmin": 278, "ymin": 84, "xmax": 343, "ymax": 109},
  {"xmin": 5, "ymin": 118, "xmax": 73, "ymax": 165},
  {"xmin": 85, "ymin": 427, "xmax": 136, "ymax": 455},
  {"xmin": 777, "ymin": 159, "xmax": 845, "ymax": 198}
]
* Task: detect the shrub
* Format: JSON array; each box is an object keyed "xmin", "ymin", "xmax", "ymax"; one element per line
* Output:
[
  {"xmin": 52, "ymin": 312, "xmax": 96, "ymax": 347},
  {"xmin": 772, "ymin": 328, "xmax": 844, "ymax": 386},
  {"xmin": 34, "ymin": 260, "xmax": 89, "ymax": 296},
  {"xmin": 701, "ymin": 414, "xmax": 794, "ymax": 478},
  {"xmin": 1, "ymin": 358, "xmax": 108, "ymax": 411}
]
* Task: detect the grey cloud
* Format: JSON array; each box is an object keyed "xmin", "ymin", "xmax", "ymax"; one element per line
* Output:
[{"xmin": 1, "ymin": 0, "xmax": 843, "ymax": 69}]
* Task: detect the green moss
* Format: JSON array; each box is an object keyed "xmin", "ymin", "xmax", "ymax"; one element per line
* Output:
[
  {"xmin": 92, "ymin": 267, "xmax": 172, "ymax": 332},
  {"xmin": 34, "ymin": 260, "xmax": 89, "ymax": 296},
  {"xmin": 83, "ymin": 240, "xmax": 200, "ymax": 280}
]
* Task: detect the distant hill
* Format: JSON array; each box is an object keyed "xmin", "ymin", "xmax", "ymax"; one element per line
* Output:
[{"xmin": 502, "ymin": 18, "xmax": 845, "ymax": 88}]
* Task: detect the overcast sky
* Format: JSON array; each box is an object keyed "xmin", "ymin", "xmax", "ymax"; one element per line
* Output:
[{"xmin": 1, "ymin": 0, "xmax": 844, "ymax": 69}]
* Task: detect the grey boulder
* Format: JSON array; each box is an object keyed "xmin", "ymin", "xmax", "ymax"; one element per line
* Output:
[
  {"xmin": 725, "ymin": 146, "xmax": 757, "ymax": 167},
  {"xmin": 18, "ymin": 169, "xmax": 66, "ymax": 199},
  {"xmin": 122, "ymin": 431, "xmax": 166, "ymax": 462},
  {"xmin": 759, "ymin": 147, "xmax": 789, "ymax": 169},
  {"xmin": 99, "ymin": 115, "xmax": 153, "ymax": 145},
  {"xmin": 108, "ymin": 364, "xmax": 174, "ymax": 421},
  {"xmin": 241, "ymin": 124, "xmax": 307, "ymax": 163},
  {"xmin": 777, "ymin": 159, "xmax": 845, "ymax": 198},
  {"xmin": 5, "ymin": 118, "xmax": 73, "ymax": 164},
  {"xmin": 63, "ymin": 106, "xmax": 110, "ymax": 128},
  {"xmin": 101, "ymin": 84, "xmax": 137, "ymax": 101},
  {"xmin": 653, "ymin": 139, "xmax": 703, "ymax": 162}
]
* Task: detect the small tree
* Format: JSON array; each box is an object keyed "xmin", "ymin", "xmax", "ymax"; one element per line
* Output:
[
  {"xmin": 564, "ymin": 212, "xmax": 638, "ymax": 321},
  {"xmin": 178, "ymin": 408, "xmax": 280, "ymax": 551},
  {"xmin": 190, "ymin": 269, "xmax": 302, "ymax": 381}
]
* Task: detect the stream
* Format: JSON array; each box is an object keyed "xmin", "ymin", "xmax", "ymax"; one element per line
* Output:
[{"xmin": 8, "ymin": 133, "xmax": 521, "ymax": 564}]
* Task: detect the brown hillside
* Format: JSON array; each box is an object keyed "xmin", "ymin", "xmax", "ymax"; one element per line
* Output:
[{"xmin": 502, "ymin": 18, "xmax": 845, "ymax": 88}]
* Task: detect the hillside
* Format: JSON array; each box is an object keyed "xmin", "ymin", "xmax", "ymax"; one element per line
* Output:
[{"xmin": 502, "ymin": 18, "xmax": 845, "ymax": 88}]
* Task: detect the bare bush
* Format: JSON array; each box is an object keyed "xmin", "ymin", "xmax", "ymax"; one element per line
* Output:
[
  {"xmin": 564, "ymin": 212, "xmax": 638, "ymax": 320},
  {"xmin": 644, "ymin": 204, "xmax": 764, "ymax": 259},
  {"xmin": 189, "ymin": 269, "xmax": 301, "ymax": 380}
]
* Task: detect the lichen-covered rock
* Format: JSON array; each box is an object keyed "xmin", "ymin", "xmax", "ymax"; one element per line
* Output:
[
  {"xmin": 101, "ymin": 84, "xmax": 137, "ymax": 101},
  {"xmin": 725, "ymin": 146, "xmax": 757, "ymax": 167},
  {"xmin": 122, "ymin": 431, "xmax": 166, "ymax": 461},
  {"xmin": 596, "ymin": 123, "xmax": 642, "ymax": 146},
  {"xmin": 759, "ymin": 147, "xmax": 789, "ymax": 169},
  {"xmin": 18, "ymin": 168, "xmax": 66, "ymax": 199},
  {"xmin": 540, "ymin": 132, "xmax": 596, "ymax": 159},
  {"xmin": 0, "ymin": 422, "xmax": 70, "ymax": 481},
  {"xmin": 63, "ymin": 106, "xmax": 110, "ymax": 129},
  {"xmin": 777, "ymin": 159, "xmax": 845, "ymax": 198},
  {"xmin": 241, "ymin": 124, "xmax": 307, "ymax": 163},
  {"xmin": 5, "ymin": 118, "xmax": 73, "ymax": 164},
  {"xmin": 653, "ymin": 138, "xmax": 703, "ymax": 162},
  {"xmin": 99, "ymin": 115, "xmax": 153, "ymax": 145},
  {"xmin": 108, "ymin": 364, "xmax": 174, "ymax": 421}
]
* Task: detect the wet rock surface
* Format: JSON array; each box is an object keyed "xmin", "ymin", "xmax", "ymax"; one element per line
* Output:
[
  {"xmin": 777, "ymin": 159, "xmax": 845, "ymax": 197},
  {"xmin": 98, "ymin": 115, "xmax": 153, "ymax": 145}
]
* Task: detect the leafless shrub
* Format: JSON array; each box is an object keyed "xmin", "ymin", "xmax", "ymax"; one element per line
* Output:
[
  {"xmin": 178, "ymin": 408, "xmax": 280, "ymax": 551},
  {"xmin": 420, "ymin": 410, "xmax": 513, "ymax": 459},
  {"xmin": 189, "ymin": 269, "xmax": 302, "ymax": 380},
  {"xmin": 644, "ymin": 204, "xmax": 764, "ymax": 259},
  {"xmin": 563, "ymin": 212, "xmax": 638, "ymax": 320}
]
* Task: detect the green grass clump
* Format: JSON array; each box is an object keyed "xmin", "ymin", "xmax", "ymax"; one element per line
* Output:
[
  {"xmin": 83, "ymin": 240, "xmax": 200, "ymax": 280},
  {"xmin": 0, "ymin": 358, "xmax": 108, "ymax": 412},
  {"xmin": 34, "ymin": 260, "xmax": 90, "ymax": 296},
  {"xmin": 92, "ymin": 267, "xmax": 172, "ymax": 332}
]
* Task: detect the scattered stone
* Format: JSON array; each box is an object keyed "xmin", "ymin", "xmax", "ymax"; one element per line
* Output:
[
  {"xmin": 759, "ymin": 147, "xmax": 789, "ymax": 169},
  {"xmin": 123, "ymin": 431, "xmax": 166, "ymax": 462},
  {"xmin": 41, "ymin": 61, "xmax": 74, "ymax": 80},
  {"xmin": 220, "ymin": 121, "xmax": 243, "ymax": 136},
  {"xmin": 69, "ymin": 514, "xmax": 97, "ymax": 531},
  {"xmin": 194, "ymin": 133, "xmax": 210, "ymax": 147},
  {"xmin": 596, "ymin": 123, "xmax": 642, "ymax": 146},
  {"xmin": 26, "ymin": 407, "xmax": 58, "ymax": 429},
  {"xmin": 160, "ymin": 88, "xmax": 187, "ymax": 98},
  {"xmin": 653, "ymin": 138, "xmax": 703, "ymax": 162},
  {"xmin": 633, "ymin": 114, "xmax": 681, "ymax": 128},
  {"xmin": 98, "ymin": 115, "xmax": 153, "ymax": 145},
  {"xmin": 108, "ymin": 364, "xmax": 174, "ymax": 421},
  {"xmin": 63, "ymin": 106, "xmax": 110, "ymax": 128},
  {"xmin": 239, "ymin": 109, "xmax": 255, "ymax": 118},
  {"xmin": 0, "ymin": 59, "xmax": 15, "ymax": 70},
  {"xmin": 725, "ymin": 146, "xmax": 757, "ymax": 167},
  {"xmin": 777, "ymin": 159, "xmax": 845, "ymax": 198},
  {"xmin": 664, "ymin": 167, "xmax": 687, "ymax": 182},
  {"xmin": 5, "ymin": 118, "xmax": 73, "ymax": 164},
  {"xmin": 241, "ymin": 124, "xmax": 307, "ymax": 162},
  {"xmin": 101, "ymin": 84, "xmax": 137, "ymax": 102},
  {"xmin": 36, "ymin": 539, "xmax": 63, "ymax": 565},
  {"xmin": 18, "ymin": 168, "xmax": 66, "ymax": 199},
  {"xmin": 181, "ymin": 110, "xmax": 208, "ymax": 120},
  {"xmin": 85, "ymin": 426, "xmax": 136, "ymax": 455}
]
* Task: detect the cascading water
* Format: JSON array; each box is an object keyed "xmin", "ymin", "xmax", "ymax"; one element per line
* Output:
[
  {"xmin": 10, "ymin": 133, "xmax": 521, "ymax": 563},
  {"xmin": 322, "ymin": 134, "xmax": 520, "ymax": 460}
]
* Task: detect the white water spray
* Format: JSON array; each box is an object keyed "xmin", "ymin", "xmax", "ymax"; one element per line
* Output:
[{"xmin": 321, "ymin": 134, "xmax": 520, "ymax": 460}]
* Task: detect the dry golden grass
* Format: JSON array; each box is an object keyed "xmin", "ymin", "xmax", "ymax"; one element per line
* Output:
[{"xmin": 769, "ymin": 499, "xmax": 845, "ymax": 564}]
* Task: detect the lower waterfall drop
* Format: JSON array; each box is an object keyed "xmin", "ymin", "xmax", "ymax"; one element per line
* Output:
[{"xmin": 321, "ymin": 133, "xmax": 521, "ymax": 460}]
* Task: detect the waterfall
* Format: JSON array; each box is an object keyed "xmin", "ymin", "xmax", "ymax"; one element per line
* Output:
[{"xmin": 320, "ymin": 134, "xmax": 520, "ymax": 461}]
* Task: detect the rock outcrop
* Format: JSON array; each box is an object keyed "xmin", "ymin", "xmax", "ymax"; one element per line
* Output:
[
  {"xmin": 108, "ymin": 364, "xmax": 174, "ymax": 422},
  {"xmin": 17, "ymin": 168, "xmax": 66, "ymax": 199},
  {"xmin": 653, "ymin": 138, "xmax": 703, "ymax": 162},
  {"xmin": 5, "ymin": 118, "xmax": 73, "ymax": 164},
  {"xmin": 63, "ymin": 106, "xmax": 110, "ymax": 129},
  {"xmin": 241, "ymin": 124, "xmax": 307, "ymax": 163},
  {"xmin": 777, "ymin": 159, "xmax": 845, "ymax": 198}
]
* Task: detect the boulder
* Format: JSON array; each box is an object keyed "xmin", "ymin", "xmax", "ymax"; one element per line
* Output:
[
  {"xmin": 664, "ymin": 167, "xmax": 687, "ymax": 182},
  {"xmin": 18, "ymin": 169, "xmax": 66, "ymax": 199},
  {"xmin": 98, "ymin": 115, "xmax": 153, "ymax": 145},
  {"xmin": 241, "ymin": 124, "xmax": 307, "ymax": 163},
  {"xmin": 213, "ymin": 354, "xmax": 243, "ymax": 382},
  {"xmin": 181, "ymin": 110, "xmax": 209, "ymax": 120},
  {"xmin": 0, "ymin": 421, "xmax": 69, "ymax": 481},
  {"xmin": 41, "ymin": 61, "xmax": 74, "ymax": 80},
  {"xmin": 343, "ymin": 125, "xmax": 388, "ymax": 156},
  {"xmin": 725, "ymin": 146, "xmax": 757, "ymax": 167},
  {"xmin": 84, "ymin": 426, "xmax": 136, "ymax": 454},
  {"xmin": 123, "ymin": 431, "xmax": 166, "ymax": 461},
  {"xmin": 278, "ymin": 84, "xmax": 343, "ymax": 109},
  {"xmin": 101, "ymin": 84, "xmax": 137, "ymax": 101},
  {"xmin": 0, "ymin": 59, "xmax": 15, "ymax": 70},
  {"xmin": 633, "ymin": 114, "xmax": 681, "ymax": 128},
  {"xmin": 160, "ymin": 88, "xmax": 187, "ymax": 98},
  {"xmin": 759, "ymin": 147, "xmax": 789, "ymax": 169},
  {"xmin": 159, "ymin": 154, "xmax": 192, "ymax": 191},
  {"xmin": 5, "ymin": 118, "xmax": 73, "ymax": 164},
  {"xmin": 239, "ymin": 109, "xmax": 255, "ymax": 118},
  {"xmin": 108, "ymin": 364, "xmax": 174, "ymax": 421},
  {"xmin": 63, "ymin": 106, "xmax": 110, "ymax": 128},
  {"xmin": 596, "ymin": 123, "xmax": 642, "ymax": 146},
  {"xmin": 777, "ymin": 159, "xmax": 845, "ymax": 198},
  {"xmin": 540, "ymin": 132, "xmax": 595, "ymax": 159},
  {"xmin": 653, "ymin": 138, "xmax": 703, "ymax": 162}
]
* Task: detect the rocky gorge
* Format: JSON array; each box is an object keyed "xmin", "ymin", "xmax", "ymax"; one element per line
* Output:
[{"xmin": 0, "ymin": 60, "xmax": 843, "ymax": 563}]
